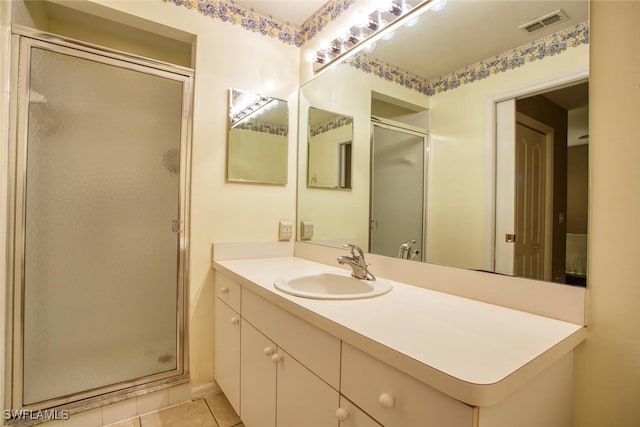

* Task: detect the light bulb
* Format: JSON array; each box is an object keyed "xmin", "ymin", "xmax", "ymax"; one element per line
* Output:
[
  {"xmin": 405, "ymin": 17, "xmax": 419, "ymax": 27},
  {"xmin": 353, "ymin": 9, "xmax": 370, "ymax": 28},
  {"xmin": 382, "ymin": 30, "xmax": 395, "ymax": 41},
  {"xmin": 376, "ymin": 0, "xmax": 393, "ymax": 12},
  {"xmin": 318, "ymin": 38, "xmax": 331, "ymax": 50},
  {"xmin": 431, "ymin": 0, "xmax": 447, "ymax": 12},
  {"xmin": 363, "ymin": 42, "xmax": 376, "ymax": 53},
  {"xmin": 304, "ymin": 49, "xmax": 318, "ymax": 63}
]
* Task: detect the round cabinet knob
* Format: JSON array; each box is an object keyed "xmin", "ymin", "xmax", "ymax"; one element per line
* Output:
[
  {"xmin": 230, "ymin": 317, "xmax": 239, "ymax": 325},
  {"xmin": 378, "ymin": 392, "xmax": 396, "ymax": 409},
  {"xmin": 271, "ymin": 353, "xmax": 283, "ymax": 363},
  {"xmin": 335, "ymin": 407, "xmax": 350, "ymax": 422},
  {"xmin": 263, "ymin": 346, "xmax": 276, "ymax": 356},
  {"xmin": 220, "ymin": 287, "xmax": 229, "ymax": 294}
]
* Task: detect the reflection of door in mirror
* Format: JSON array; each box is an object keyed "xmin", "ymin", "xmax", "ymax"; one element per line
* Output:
[
  {"xmin": 514, "ymin": 114, "xmax": 554, "ymax": 281},
  {"xmin": 370, "ymin": 120, "xmax": 427, "ymax": 261},
  {"xmin": 307, "ymin": 107, "xmax": 354, "ymax": 189},
  {"xmin": 496, "ymin": 81, "xmax": 589, "ymax": 286}
]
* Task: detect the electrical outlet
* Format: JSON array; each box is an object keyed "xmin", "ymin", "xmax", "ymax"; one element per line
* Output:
[
  {"xmin": 300, "ymin": 221, "xmax": 314, "ymax": 240},
  {"xmin": 279, "ymin": 220, "xmax": 293, "ymax": 241}
]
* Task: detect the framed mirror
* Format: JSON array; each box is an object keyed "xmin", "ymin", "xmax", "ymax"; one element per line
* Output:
[
  {"xmin": 307, "ymin": 107, "xmax": 354, "ymax": 189},
  {"xmin": 227, "ymin": 88, "xmax": 288, "ymax": 185},
  {"xmin": 297, "ymin": 0, "xmax": 589, "ymax": 286}
]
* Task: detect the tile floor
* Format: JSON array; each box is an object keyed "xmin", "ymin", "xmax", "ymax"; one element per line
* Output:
[{"xmin": 106, "ymin": 392, "xmax": 243, "ymax": 427}]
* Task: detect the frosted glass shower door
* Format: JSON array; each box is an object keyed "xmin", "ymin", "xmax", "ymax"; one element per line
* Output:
[
  {"xmin": 18, "ymin": 41, "xmax": 189, "ymax": 405},
  {"xmin": 370, "ymin": 123, "xmax": 427, "ymax": 261}
]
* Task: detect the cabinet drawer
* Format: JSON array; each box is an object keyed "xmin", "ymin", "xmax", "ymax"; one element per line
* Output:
[
  {"xmin": 242, "ymin": 288, "xmax": 341, "ymax": 389},
  {"xmin": 341, "ymin": 343, "xmax": 474, "ymax": 427},
  {"xmin": 215, "ymin": 272, "xmax": 241, "ymax": 313}
]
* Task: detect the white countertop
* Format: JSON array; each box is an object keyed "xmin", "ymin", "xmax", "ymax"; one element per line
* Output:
[{"xmin": 214, "ymin": 256, "xmax": 585, "ymax": 407}]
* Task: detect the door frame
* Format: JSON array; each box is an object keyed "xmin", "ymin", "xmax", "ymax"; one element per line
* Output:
[
  {"xmin": 369, "ymin": 117, "xmax": 429, "ymax": 260},
  {"xmin": 5, "ymin": 27, "xmax": 194, "ymax": 412},
  {"xmin": 487, "ymin": 70, "xmax": 589, "ymax": 275}
]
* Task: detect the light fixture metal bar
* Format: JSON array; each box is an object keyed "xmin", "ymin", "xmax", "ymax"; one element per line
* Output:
[{"xmin": 311, "ymin": 0, "xmax": 436, "ymax": 74}]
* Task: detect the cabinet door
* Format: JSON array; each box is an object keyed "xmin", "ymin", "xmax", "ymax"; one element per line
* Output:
[
  {"xmin": 241, "ymin": 320, "xmax": 277, "ymax": 427},
  {"xmin": 214, "ymin": 299, "xmax": 241, "ymax": 413},
  {"xmin": 338, "ymin": 396, "xmax": 382, "ymax": 427},
  {"xmin": 276, "ymin": 348, "xmax": 339, "ymax": 427}
]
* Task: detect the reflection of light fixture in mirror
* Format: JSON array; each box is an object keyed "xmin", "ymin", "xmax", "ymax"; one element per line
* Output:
[
  {"xmin": 382, "ymin": 30, "xmax": 396, "ymax": 41},
  {"xmin": 229, "ymin": 89, "xmax": 276, "ymax": 128},
  {"xmin": 305, "ymin": 0, "xmax": 442, "ymax": 72},
  {"xmin": 363, "ymin": 42, "xmax": 377, "ymax": 53}
]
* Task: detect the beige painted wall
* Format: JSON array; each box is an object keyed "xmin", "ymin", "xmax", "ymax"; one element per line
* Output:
[
  {"xmin": 0, "ymin": 0, "xmax": 299, "ymax": 395},
  {"xmin": 573, "ymin": 1, "xmax": 640, "ymax": 425}
]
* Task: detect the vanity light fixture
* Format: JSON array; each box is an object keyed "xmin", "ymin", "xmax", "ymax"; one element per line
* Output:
[{"xmin": 304, "ymin": 0, "xmax": 445, "ymax": 72}]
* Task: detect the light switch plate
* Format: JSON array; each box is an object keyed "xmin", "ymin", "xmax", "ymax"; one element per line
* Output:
[
  {"xmin": 279, "ymin": 220, "xmax": 293, "ymax": 241},
  {"xmin": 300, "ymin": 221, "xmax": 314, "ymax": 240}
]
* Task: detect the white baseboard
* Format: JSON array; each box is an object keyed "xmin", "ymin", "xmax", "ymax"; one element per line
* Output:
[{"xmin": 191, "ymin": 382, "xmax": 220, "ymax": 399}]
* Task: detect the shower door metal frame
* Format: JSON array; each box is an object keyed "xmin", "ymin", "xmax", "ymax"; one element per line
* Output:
[
  {"xmin": 5, "ymin": 27, "xmax": 194, "ymax": 413},
  {"xmin": 369, "ymin": 117, "xmax": 429, "ymax": 260}
]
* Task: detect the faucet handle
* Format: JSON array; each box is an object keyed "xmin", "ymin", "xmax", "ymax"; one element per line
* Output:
[{"xmin": 343, "ymin": 243, "xmax": 364, "ymax": 259}]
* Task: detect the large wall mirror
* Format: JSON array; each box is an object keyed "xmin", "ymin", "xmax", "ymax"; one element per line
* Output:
[
  {"xmin": 297, "ymin": 0, "xmax": 589, "ymax": 286},
  {"xmin": 228, "ymin": 88, "xmax": 288, "ymax": 184}
]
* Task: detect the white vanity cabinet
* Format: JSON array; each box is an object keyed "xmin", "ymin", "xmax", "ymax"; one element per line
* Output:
[
  {"xmin": 213, "ymin": 263, "xmax": 581, "ymax": 427},
  {"xmin": 214, "ymin": 273, "xmax": 242, "ymax": 413}
]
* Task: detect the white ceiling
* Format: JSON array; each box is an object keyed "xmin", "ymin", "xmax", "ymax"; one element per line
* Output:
[
  {"xmin": 241, "ymin": 0, "xmax": 327, "ymax": 25},
  {"xmin": 368, "ymin": 0, "xmax": 589, "ymax": 80}
]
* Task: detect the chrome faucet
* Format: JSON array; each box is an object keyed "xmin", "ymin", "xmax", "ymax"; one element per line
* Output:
[
  {"xmin": 398, "ymin": 240, "xmax": 420, "ymax": 260},
  {"xmin": 337, "ymin": 244, "xmax": 376, "ymax": 281}
]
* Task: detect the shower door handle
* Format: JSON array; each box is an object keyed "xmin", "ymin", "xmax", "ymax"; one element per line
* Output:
[{"xmin": 172, "ymin": 220, "xmax": 183, "ymax": 233}]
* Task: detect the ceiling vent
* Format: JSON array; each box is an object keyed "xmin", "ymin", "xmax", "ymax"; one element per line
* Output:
[{"xmin": 519, "ymin": 9, "xmax": 569, "ymax": 34}]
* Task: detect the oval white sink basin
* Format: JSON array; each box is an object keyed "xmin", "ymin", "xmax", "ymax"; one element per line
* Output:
[{"xmin": 274, "ymin": 272, "xmax": 392, "ymax": 300}]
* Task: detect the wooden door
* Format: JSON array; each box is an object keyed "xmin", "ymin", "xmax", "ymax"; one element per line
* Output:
[{"xmin": 515, "ymin": 121, "xmax": 548, "ymax": 280}]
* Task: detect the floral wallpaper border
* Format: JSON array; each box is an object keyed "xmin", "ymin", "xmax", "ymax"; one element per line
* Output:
[
  {"xmin": 310, "ymin": 116, "xmax": 354, "ymax": 137},
  {"xmin": 162, "ymin": 0, "xmax": 355, "ymax": 47},
  {"xmin": 235, "ymin": 121, "xmax": 289, "ymax": 136},
  {"xmin": 347, "ymin": 21, "xmax": 590, "ymax": 95},
  {"xmin": 346, "ymin": 54, "xmax": 432, "ymax": 95}
]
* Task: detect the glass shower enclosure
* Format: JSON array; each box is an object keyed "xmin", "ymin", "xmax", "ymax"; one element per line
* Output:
[{"xmin": 6, "ymin": 30, "xmax": 192, "ymax": 411}]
